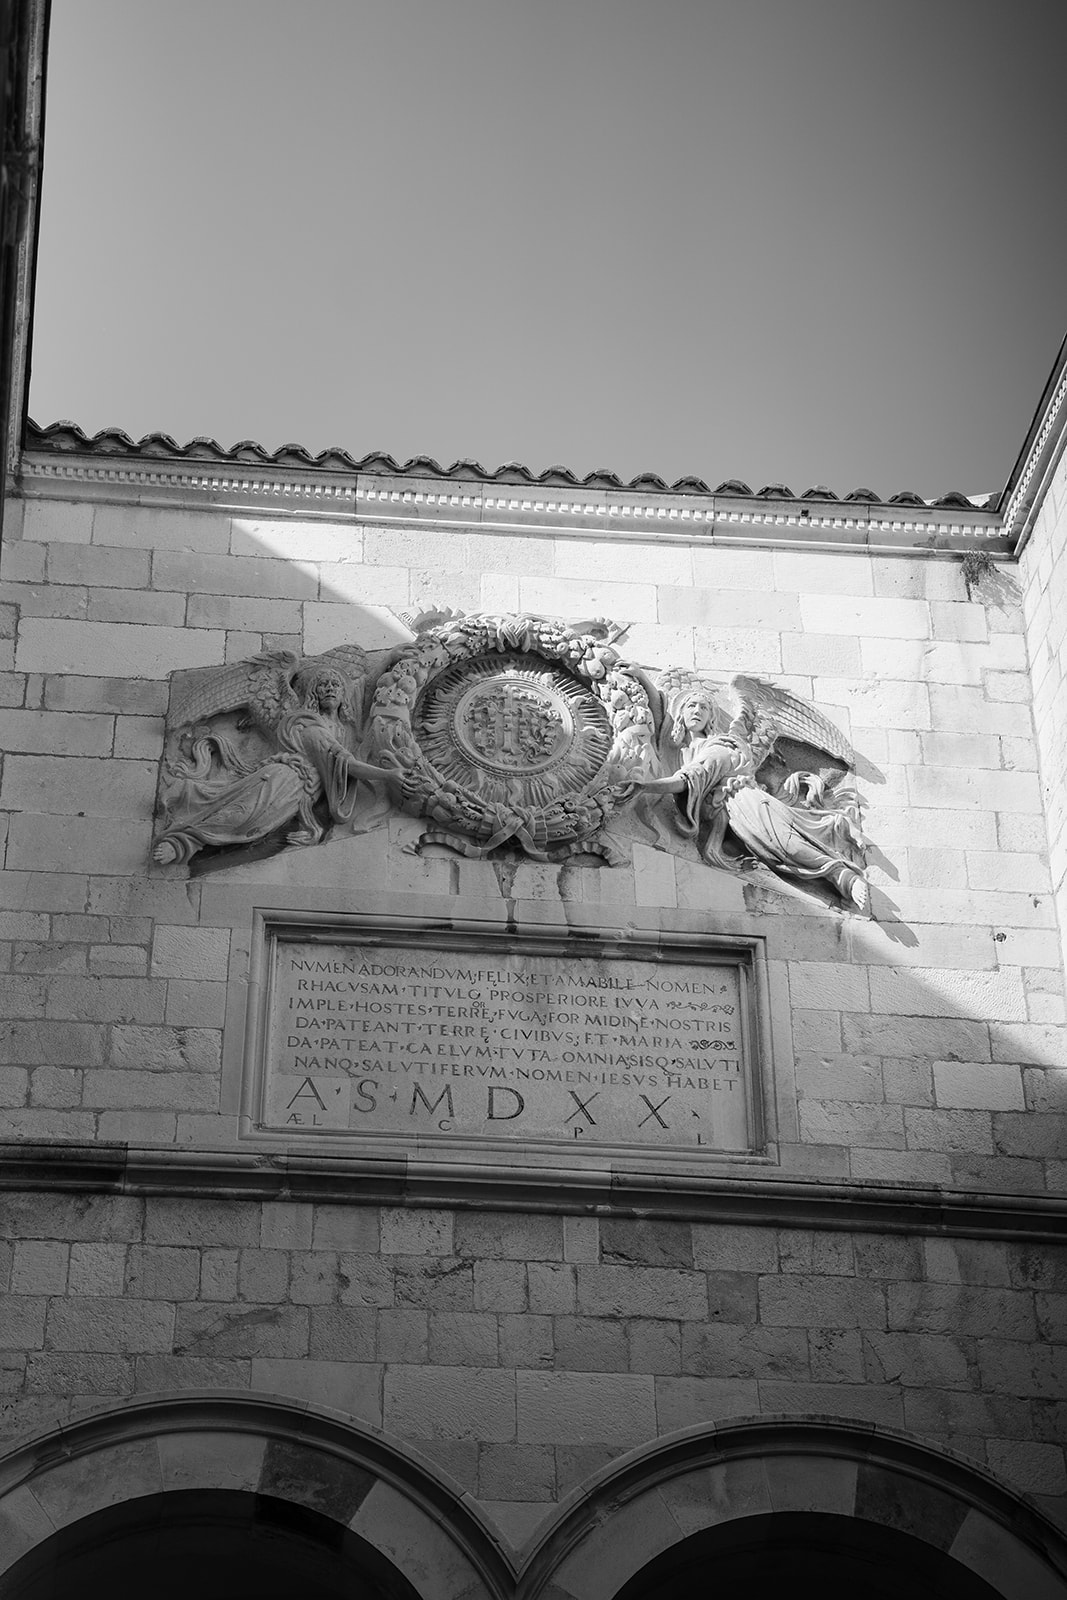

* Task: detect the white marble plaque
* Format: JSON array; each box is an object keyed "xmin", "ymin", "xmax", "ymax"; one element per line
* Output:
[{"xmin": 257, "ymin": 933, "xmax": 758, "ymax": 1154}]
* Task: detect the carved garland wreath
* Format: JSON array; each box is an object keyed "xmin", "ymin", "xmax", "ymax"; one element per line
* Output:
[{"xmin": 367, "ymin": 614, "xmax": 652, "ymax": 861}]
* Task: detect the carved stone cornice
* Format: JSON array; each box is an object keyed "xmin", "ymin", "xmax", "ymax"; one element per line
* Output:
[
  {"xmin": 17, "ymin": 422, "xmax": 1011, "ymax": 555},
  {"xmin": 2, "ymin": 1141, "xmax": 1065, "ymax": 1242},
  {"xmin": 1001, "ymin": 330, "xmax": 1067, "ymax": 555}
]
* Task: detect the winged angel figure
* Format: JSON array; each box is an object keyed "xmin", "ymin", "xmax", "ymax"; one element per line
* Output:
[
  {"xmin": 152, "ymin": 646, "xmax": 394, "ymax": 866},
  {"xmin": 635, "ymin": 669, "xmax": 870, "ymax": 910}
]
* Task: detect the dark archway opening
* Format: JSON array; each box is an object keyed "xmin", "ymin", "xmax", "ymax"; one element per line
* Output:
[
  {"xmin": 613, "ymin": 1510, "xmax": 1007, "ymax": 1600},
  {"xmin": 1, "ymin": 1488, "xmax": 423, "ymax": 1600}
]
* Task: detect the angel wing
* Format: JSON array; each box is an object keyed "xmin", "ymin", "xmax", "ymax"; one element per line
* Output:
[
  {"xmin": 726, "ymin": 675, "xmax": 855, "ymax": 768},
  {"xmin": 167, "ymin": 651, "xmax": 300, "ymax": 731}
]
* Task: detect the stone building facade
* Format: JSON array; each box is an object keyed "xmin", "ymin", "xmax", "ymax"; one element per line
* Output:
[{"xmin": 0, "ymin": 371, "xmax": 1063, "ymax": 1596}]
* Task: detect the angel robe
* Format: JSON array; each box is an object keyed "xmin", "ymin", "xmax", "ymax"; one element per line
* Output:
[
  {"xmin": 155, "ymin": 710, "xmax": 363, "ymax": 864},
  {"xmin": 671, "ymin": 734, "xmax": 868, "ymax": 909}
]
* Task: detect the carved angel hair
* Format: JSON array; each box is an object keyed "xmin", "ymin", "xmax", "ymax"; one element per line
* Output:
[
  {"xmin": 153, "ymin": 645, "xmax": 394, "ymax": 867},
  {"xmin": 639, "ymin": 667, "xmax": 869, "ymax": 910}
]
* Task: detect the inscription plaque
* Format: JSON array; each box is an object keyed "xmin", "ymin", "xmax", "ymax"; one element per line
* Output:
[{"xmin": 253, "ymin": 928, "xmax": 761, "ymax": 1156}]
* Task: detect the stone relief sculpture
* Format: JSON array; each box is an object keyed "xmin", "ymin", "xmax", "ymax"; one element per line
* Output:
[
  {"xmin": 153, "ymin": 611, "xmax": 869, "ymax": 910},
  {"xmin": 153, "ymin": 646, "xmax": 392, "ymax": 866},
  {"xmin": 635, "ymin": 670, "xmax": 869, "ymax": 910}
]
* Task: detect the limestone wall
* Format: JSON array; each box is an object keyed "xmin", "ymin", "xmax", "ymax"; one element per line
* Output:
[
  {"xmin": 1020, "ymin": 445, "xmax": 1067, "ymax": 988},
  {"xmin": 1, "ymin": 1190, "xmax": 1065, "ymax": 1548},
  {"xmin": 0, "ymin": 480, "xmax": 1064, "ymax": 1551},
  {"xmin": 0, "ymin": 489, "xmax": 1060, "ymax": 1189}
]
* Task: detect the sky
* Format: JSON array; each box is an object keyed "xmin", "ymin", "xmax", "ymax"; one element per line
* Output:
[{"xmin": 26, "ymin": 0, "xmax": 1067, "ymax": 498}]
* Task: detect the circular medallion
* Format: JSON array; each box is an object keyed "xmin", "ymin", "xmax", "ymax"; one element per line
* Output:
[
  {"xmin": 367, "ymin": 613, "xmax": 654, "ymax": 860},
  {"xmin": 453, "ymin": 672, "xmax": 574, "ymax": 774}
]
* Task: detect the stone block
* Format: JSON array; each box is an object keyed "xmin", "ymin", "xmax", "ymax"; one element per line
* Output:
[
  {"xmin": 933, "ymin": 1061, "xmax": 1025, "ymax": 1110},
  {"xmin": 23, "ymin": 499, "xmax": 94, "ymax": 545},
  {"xmin": 759, "ymin": 1275, "xmax": 887, "ymax": 1330},
  {"xmin": 380, "ymin": 1207, "xmax": 453, "ymax": 1256},
  {"xmin": 48, "ymin": 543, "xmax": 150, "ymax": 588},
  {"xmin": 478, "ymin": 1443, "xmax": 556, "ymax": 1503},
  {"xmin": 888, "ymin": 1283, "xmax": 1036, "ymax": 1339},
  {"xmin": 87, "ymin": 588, "xmax": 186, "ymax": 626},
  {"xmin": 474, "ymin": 1260, "xmax": 528, "ymax": 1314},
  {"xmin": 842, "ymin": 1013, "xmax": 989, "ymax": 1061},
  {"xmin": 0, "ymin": 1295, "xmax": 47, "ymax": 1349},
  {"xmin": 527, "ymin": 1263, "xmax": 576, "ymax": 1315},
  {"xmin": 987, "ymin": 1439, "xmax": 1067, "ymax": 1497},
  {"xmin": 653, "ymin": 1375, "xmax": 760, "ymax": 1432},
  {"xmin": 517, "ymin": 1370, "xmax": 654, "ymax": 1444},
  {"xmin": 852, "ymin": 1233, "xmax": 923, "ymax": 1280},
  {"xmin": 759, "ymin": 1379, "xmax": 904, "ymax": 1427},
  {"xmin": 681, "ymin": 1322, "xmax": 806, "ymax": 1379},
  {"xmin": 251, "ymin": 1357, "xmax": 383, "ymax": 1423},
  {"xmin": 798, "ymin": 1101, "xmax": 904, "ymax": 1149},
  {"xmin": 0, "ymin": 708, "xmax": 113, "ymax": 755},
  {"xmin": 124, "ymin": 1245, "xmax": 200, "ymax": 1300},
  {"xmin": 386, "ymin": 1365, "xmax": 515, "ymax": 1442},
  {"xmin": 778, "ymin": 1231, "xmax": 854, "ymax": 1276},
  {"xmin": 303, "ymin": 601, "xmax": 411, "ymax": 652},
  {"xmin": 816, "ymin": 676, "xmax": 930, "ymax": 730},
  {"xmin": 15, "ymin": 619, "xmax": 224, "ymax": 677},
  {"xmin": 454, "ymin": 1211, "xmax": 563, "ymax": 1261},
  {"xmin": 24, "ymin": 1351, "xmax": 134, "ymax": 1394},
  {"xmin": 164, "ymin": 981, "xmax": 228, "ymax": 1027},
  {"xmin": 863, "ymin": 1330, "xmax": 971, "ymax": 1389},
  {"xmin": 869, "ymin": 967, "xmax": 1027, "ymax": 1022},
  {"xmin": 392, "ymin": 1257, "xmax": 469, "ymax": 1311},
  {"xmin": 230, "ymin": 516, "xmax": 359, "ymax": 562},
  {"xmin": 990, "ymin": 1023, "xmax": 1067, "ymax": 1067},
  {"xmin": 173, "ymin": 1303, "xmax": 308, "ymax": 1359},
  {"xmin": 2, "ymin": 754, "xmax": 156, "ymax": 818},
  {"xmin": 781, "ymin": 632, "xmax": 862, "ymax": 677},
  {"xmin": 789, "ymin": 962, "xmax": 870, "ymax": 1012},
  {"xmin": 146, "ymin": 1197, "xmax": 260, "ymax": 1248},
  {"xmin": 600, "ymin": 1220, "xmax": 693, "ymax": 1269},
  {"xmin": 151, "ymin": 925, "xmax": 231, "ymax": 980},
  {"xmin": 305, "ymin": 1305, "xmax": 376, "ymax": 1361},
  {"xmin": 237, "ymin": 1250, "xmax": 289, "ymax": 1303},
  {"xmin": 376, "ymin": 1309, "xmax": 427, "ymax": 1363},
  {"xmin": 576, "ymin": 1265, "xmax": 707, "ymax": 1320},
  {"xmin": 152, "ymin": 548, "xmax": 317, "ymax": 599},
  {"xmin": 691, "ymin": 1223, "xmax": 778, "ymax": 1274},
  {"xmin": 46, "ymin": 1297, "xmax": 174, "ymax": 1353},
  {"xmin": 45, "ymin": 975, "xmax": 165, "ymax": 1024},
  {"xmin": 285, "ymin": 1252, "xmax": 338, "ymax": 1305},
  {"xmin": 928, "ymin": 684, "xmax": 1031, "ymax": 736},
  {"xmin": 427, "ymin": 1312, "xmax": 500, "ymax": 1366},
  {"xmin": 520, "ymin": 573, "xmax": 658, "ymax": 623},
  {"xmin": 563, "ymin": 1216, "xmax": 599, "ymax": 1264},
  {"xmin": 795, "ymin": 1052, "xmax": 883, "ymax": 1103},
  {"xmin": 774, "ymin": 551, "xmax": 874, "ymax": 596},
  {"xmin": 8, "ymin": 814, "xmax": 152, "ymax": 875},
  {"xmin": 692, "ymin": 626, "xmax": 782, "ymax": 673},
  {"xmin": 0, "ymin": 1019, "xmax": 106, "ymax": 1066},
  {"xmin": 658, "ymin": 585, "xmax": 799, "ymax": 630},
  {"xmin": 67, "ymin": 1242, "xmax": 126, "ymax": 1296},
  {"xmin": 91, "ymin": 504, "xmax": 231, "ymax": 552},
  {"xmin": 800, "ymin": 594, "xmax": 929, "ymax": 638},
  {"xmin": 1024, "ymin": 1069, "xmax": 1067, "ymax": 1111},
  {"xmin": 311, "ymin": 1204, "xmax": 379, "ymax": 1253},
  {"xmin": 627, "ymin": 1319, "xmax": 682, "ymax": 1374},
  {"xmin": 110, "ymin": 1025, "xmax": 220, "ymax": 1075},
  {"xmin": 808, "ymin": 1328, "xmax": 864, "ymax": 1381},
  {"xmin": 552, "ymin": 1316, "xmax": 628, "ymax": 1373},
  {"xmin": 11, "ymin": 1240, "xmax": 69, "ymax": 1295}
]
